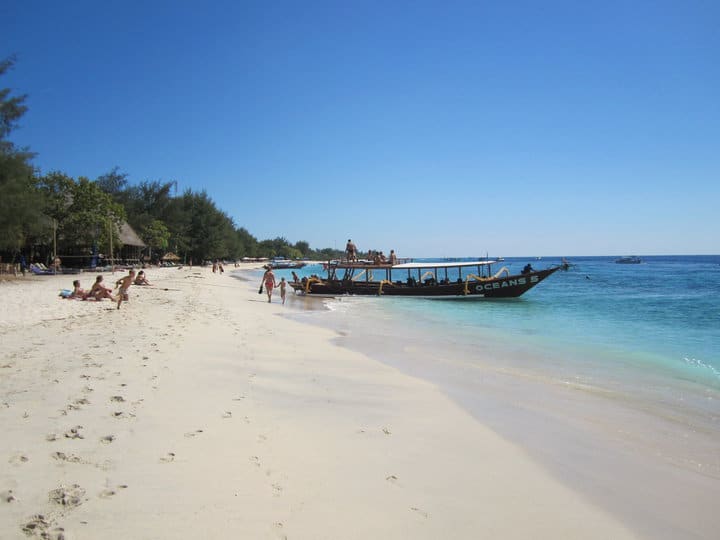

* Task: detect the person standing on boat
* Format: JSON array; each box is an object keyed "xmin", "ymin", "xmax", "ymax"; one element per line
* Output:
[
  {"xmin": 261, "ymin": 266, "xmax": 277, "ymax": 303},
  {"xmin": 389, "ymin": 250, "xmax": 398, "ymax": 265},
  {"xmin": 346, "ymin": 239, "xmax": 358, "ymax": 262}
]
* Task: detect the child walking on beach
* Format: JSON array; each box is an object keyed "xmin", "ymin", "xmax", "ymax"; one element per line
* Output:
[
  {"xmin": 115, "ymin": 270, "xmax": 136, "ymax": 310},
  {"xmin": 279, "ymin": 277, "xmax": 288, "ymax": 305}
]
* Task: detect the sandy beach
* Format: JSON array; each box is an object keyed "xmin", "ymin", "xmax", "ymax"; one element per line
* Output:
[{"xmin": 0, "ymin": 266, "xmax": 636, "ymax": 539}]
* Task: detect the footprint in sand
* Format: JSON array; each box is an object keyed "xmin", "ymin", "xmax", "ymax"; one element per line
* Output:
[
  {"xmin": 99, "ymin": 489, "xmax": 117, "ymax": 499},
  {"xmin": 274, "ymin": 522, "xmax": 288, "ymax": 540},
  {"xmin": 100, "ymin": 435, "xmax": 115, "ymax": 444},
  {"xmin": 110, "ymin": 395, "xmax": 125, "ymax": 403},
  {"xmin": 411, "ymin": 506, "xmax": 428, "ymax": 518},
  {"xmin": 184, "ymin": 429, "xmax": 204, "ymax": 438},
  {"xmin": 160, "ymin": 452, "xmax": 176, "ymax": 463},
  {"xmin": 386, "ymin": 475, "xmax": 399, "ymax": 484},
  {"xmin": 222, "ymin": 411, "xmax": 232, "ymax": 419},
  {"xmin": 1, "ymin": 489, "xmax": 17, "ymax": 503},
  {"xmin": 22, "ymin": 515, "xmax": 52, "ymax": 537},
  {"xmin": 9, "ymin": 453, "xmax": 29, "ymax": 465},
  {"xmin": 64, "ymin": 426, "xmax": 84, "ymax": 439},
  {"xmin": 249, "ymin": 456, "xmax": 261, "ymax": 468},
  {"xmin": 51, "ymin": 452, "xmax": 83, "ymax": 464},
  {"xmin": 382, "ymin": 427, "xmax": 392, "ymax": 435},
  {"xmin": 49, "ymin": 484, "xmax": 86, "ymax": 508}
]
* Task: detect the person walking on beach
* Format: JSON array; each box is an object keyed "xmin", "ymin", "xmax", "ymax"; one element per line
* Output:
[
  {"xmin": 261, "ymin": 267, "xmax": 277, "ymax": 303},
  {"xmin": 278, "ymin": 277, "xmax": 288, "ymax": 305},
  {"xmin": 115, "ymin": 270, "xmax": 136, "ymax": 310}
]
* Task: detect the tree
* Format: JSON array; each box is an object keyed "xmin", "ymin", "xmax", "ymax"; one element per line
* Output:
[
  {"xmin": 294, "ymin": 240, "xmax": 310, "ymax": 257},
  {"xmin": 142, "ymin": 219, "xmax": 171, "ymax": 260},
  {"xmin": 0, "ymin": 55, "xmax": 43, "ymax": 253},
  {"xmin": 37, "ymin": 172, "xmax": 126, "ymax": 254}
]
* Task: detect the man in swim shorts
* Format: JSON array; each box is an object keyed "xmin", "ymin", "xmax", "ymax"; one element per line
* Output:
[{"xmin": 115, "ymin": 270, "xmax": 136, "ymax": 310}]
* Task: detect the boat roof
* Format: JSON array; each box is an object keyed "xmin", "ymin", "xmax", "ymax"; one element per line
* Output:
[
  {"xmin": 331, "ymin": 260, "xmax": 497, "ymax": 270},
  {"xmin": 392, "ymin": 260, "xmax": 497, "ymax": 269}
]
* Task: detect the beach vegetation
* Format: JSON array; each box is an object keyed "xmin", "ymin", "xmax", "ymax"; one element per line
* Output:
[
  {"xmin": 0, "ymin": 55, "xmax": 45, "ymax": 252},
  {"xmin": 0, "ymin": 57, "xmax": 347, "ymax": 265},
  {"xmin": 36, "ymin": 171, "xmax": 126, "ymax": 254}
]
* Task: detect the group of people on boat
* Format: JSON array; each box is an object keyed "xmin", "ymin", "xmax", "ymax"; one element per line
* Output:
[{"xmin": 345, "ymin": 239, "xmax": 398, "ymax": 265}]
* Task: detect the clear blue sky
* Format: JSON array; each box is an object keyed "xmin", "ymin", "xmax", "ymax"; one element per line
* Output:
[{"xmin": 3, "ymin": 0, "xmax": 719, "ymax": 257}]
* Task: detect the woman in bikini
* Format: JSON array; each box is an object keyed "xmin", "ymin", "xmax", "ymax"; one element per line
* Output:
[{"xmin": 261, "ymin": 267, "xmax": 277, "ymax": 303}]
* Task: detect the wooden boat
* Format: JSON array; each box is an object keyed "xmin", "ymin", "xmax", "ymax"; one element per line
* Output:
[{"xmin": 289, "ymin": 259, "xmax": 560, "ymax": 299}]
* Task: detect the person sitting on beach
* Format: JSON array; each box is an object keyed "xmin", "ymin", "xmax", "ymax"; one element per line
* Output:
[
  {"xmin": 115, "ymin": 270, "xmax": 136, "ymax": 310},
  {"xmin": 83, "ymin": 275, "xmax": 115, "ymax": 301},
  {"xmin": 261, "ymin": 266, "xmax": 277, "ymax": 303},
  {"xmin": 69, "ymin": 280, "xmax": 86, "ymax": 298},
  {"xmin": 134, "ymin": 270, "xmax": 151, "ymax": 286}
]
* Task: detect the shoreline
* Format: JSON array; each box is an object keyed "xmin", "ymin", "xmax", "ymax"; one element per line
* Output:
[
  {"xmin": 3, "ymin": 268, "xmax": 636, "ymax": 538},
  {"xmin": 273, "ymin": 274, "xmax": 720, "ymax": 540}
]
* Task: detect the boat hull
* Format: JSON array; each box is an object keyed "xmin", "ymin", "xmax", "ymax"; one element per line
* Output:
[{"xmin": 290, "ymin": 267, "xmax": 559, "ymax": 299}]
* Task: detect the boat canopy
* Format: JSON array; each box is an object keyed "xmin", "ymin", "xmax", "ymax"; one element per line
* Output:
[{"xmin": 390, "ymin": 260, "xmax": 497, "ymax": 270}]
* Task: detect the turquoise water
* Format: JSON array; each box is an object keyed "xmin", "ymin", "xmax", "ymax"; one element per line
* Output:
[
  {"xmin": 274, "ymin": 255, "xmax": 720, "ymax": 392},
  {"xmin": 248, "ymin": 256, "xmax": 720, "ymax": 538}
]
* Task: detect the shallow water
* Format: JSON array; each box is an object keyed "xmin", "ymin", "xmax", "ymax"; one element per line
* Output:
[{"xmin": 242, "ymin": 256, "xmax": 720, "ymax": 538}]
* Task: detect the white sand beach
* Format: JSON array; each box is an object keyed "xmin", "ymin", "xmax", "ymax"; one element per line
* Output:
[{"xmin": 0, "ymin": 267, "xmax": 636, "ymax": 539}]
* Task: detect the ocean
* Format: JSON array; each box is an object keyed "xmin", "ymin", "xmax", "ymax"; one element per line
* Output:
[{"xmin": 243, "ymin": 255, "xmax": 720, "ymax": 538}]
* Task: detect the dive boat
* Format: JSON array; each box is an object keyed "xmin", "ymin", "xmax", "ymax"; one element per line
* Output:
[{"xmin": 290, "ymin": 259, "xmax": 560, "ymax": 299}]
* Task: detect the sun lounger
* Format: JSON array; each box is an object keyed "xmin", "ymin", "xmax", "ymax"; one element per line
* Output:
[{"xmin": 30, "ymin": 264, "xmax": 53, "ymax": 275}]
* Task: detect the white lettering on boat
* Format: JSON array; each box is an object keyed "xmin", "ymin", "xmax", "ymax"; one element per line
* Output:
[{"xmin": 475, "ymin": 277, "xmax": 529, "ymax": 292}]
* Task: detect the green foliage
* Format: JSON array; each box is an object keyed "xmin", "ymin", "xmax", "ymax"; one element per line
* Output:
[
  {"xmin": 0, "ymin": 55, "xmax": 43, "ymax": 251},
  {"xmin": 0, "ymin": 56, "xmax": 344, "ymax": 262},
  {"xmin": 36, "ymin": 172, "xmax": 126, "ymax": 253},
  {"xmin": 142, "ymin": 219, "xmax": 171, "ymax": 253},
  {"xmin": 0, "ymin": 56, "xmax": 28, "ymax": 140}
]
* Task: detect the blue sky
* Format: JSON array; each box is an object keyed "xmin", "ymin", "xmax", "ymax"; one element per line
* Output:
[{"xmin": 3, "ymin": 0, "xmax": 718, "ymax": 257}]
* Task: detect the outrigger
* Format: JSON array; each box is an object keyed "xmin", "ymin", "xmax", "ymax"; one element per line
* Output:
[{"xmin": 290, "ymin": 259, "xmax": 560, "ymax": 299}]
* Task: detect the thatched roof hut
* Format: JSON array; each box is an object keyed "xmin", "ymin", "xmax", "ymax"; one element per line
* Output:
[{"xmin": 119, "ymin": 222, "xmax": 146, "ymax": 247}]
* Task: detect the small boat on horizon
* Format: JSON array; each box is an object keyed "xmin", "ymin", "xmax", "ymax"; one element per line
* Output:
[
  {"xmin": 290, "ymin": 259, "xmax": 560, "ymax": 299},
  {"xmin": 264, "ymin": 258, "xmax": 307, "ymax": 270},
  {"xmin": 615, "ymin": 256, "xmax": 642, "ymax": 264}
]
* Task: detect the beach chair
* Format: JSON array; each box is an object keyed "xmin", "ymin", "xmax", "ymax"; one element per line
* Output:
[{"xmin": 29, "ymin": 264, "xmax": 53, "ymax": 275}]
